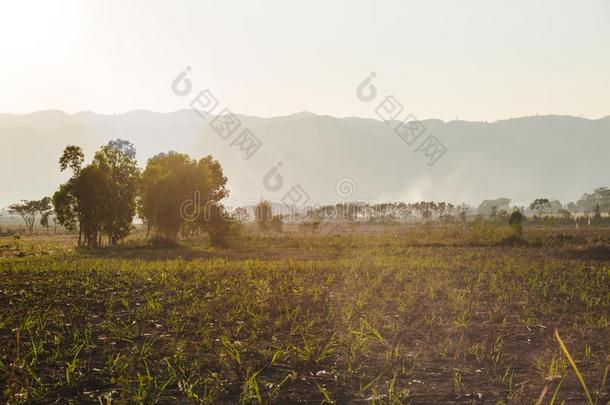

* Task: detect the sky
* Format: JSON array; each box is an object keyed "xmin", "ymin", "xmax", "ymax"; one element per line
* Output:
[{"xmin": 0, "ymin": 0, "xmax": 609, "ymax": 121}]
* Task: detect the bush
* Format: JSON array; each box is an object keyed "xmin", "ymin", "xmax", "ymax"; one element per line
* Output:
[
  {"xmin": 508, "ymin": 210, "xmax": 524, "ymax": 238},
  {"xmin": 208, "ymin": 220, "xmax": 242, "ymax": 248},
  {"xmin": 204, "ymin": 204, "xmax": 242, "ymax": 248}
]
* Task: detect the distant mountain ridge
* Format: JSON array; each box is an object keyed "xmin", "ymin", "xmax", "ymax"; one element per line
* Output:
[
  {"xmin": 1, "ymin": 110, "xmax": 608, "ymax": 209},
  {"xmin": 2, "ymin": 109, "xmax": 607, "ymax": 129}
]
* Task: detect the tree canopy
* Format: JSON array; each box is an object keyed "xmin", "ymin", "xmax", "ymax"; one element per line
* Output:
[
  {"xmin": 139, "ymin": 151, "xmax": 228, "ymax": 240},
  {"xmin": 529, "ymin": 198, "xmax": 551, "ymax": 215},
  {"xmin": 52, "ymin": 140, "xmax": 139, "ymax": 247}
]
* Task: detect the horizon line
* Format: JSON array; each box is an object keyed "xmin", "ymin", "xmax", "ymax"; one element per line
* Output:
[{"xmin": 1, "ymin": 109, "xmax": 609, "ymax": 125}]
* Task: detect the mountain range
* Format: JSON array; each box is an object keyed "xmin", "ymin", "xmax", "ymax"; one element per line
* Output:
[{"xmin": 1, "ymin": 110, "xmax": 608, "ymax": 209}]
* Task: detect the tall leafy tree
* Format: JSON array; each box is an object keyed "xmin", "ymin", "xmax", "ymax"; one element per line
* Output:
[
  {"xmin": 53, "ymin": 182, "xmax": 78, "ymax": 233},
  {"xmin": 54, "ymin": 145, "xmax": 85, "ymax": 242},
  {"xmin": 71, "ymin": 165, "xmax": 110, "ymax": 246},
  {"xmin": 53, "ymin": 140, "xmax": 139, "ymax": 247},
  {"xmin": 139, "ymin": 152, "xmax": 228, "ymax": 240},
  {"xmin": 93, "ymin": 140, "xmax": 140, "ymax": 244}
]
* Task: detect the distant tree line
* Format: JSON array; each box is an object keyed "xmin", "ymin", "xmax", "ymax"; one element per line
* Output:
[
  {"xmin": 572, "ymin": 187, "xmax": 610, "ymax": 217},
  {"xmin": 250, "ymin": 191, "xmax": 609, "ymax": 229},
  {"xmin": 298, "ymin": 201, "xmax": 470, "ymax": 224},
  {"xmin": 475, "ymin": 190, "xmax": 610, "ymax": 222},
  {"xmin": 6, "ymin": 140, "xmax": 608, "ymax": 240}
]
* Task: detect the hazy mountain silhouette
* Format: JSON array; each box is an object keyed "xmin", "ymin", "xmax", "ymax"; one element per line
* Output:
[{"xmin": 1, "ymin": 110, "xmax": 608, "ymax": 208}]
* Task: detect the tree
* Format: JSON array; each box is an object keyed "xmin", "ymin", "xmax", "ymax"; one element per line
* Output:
[
  {"xmin": 396, "ymin": 203, "xmax": 413, "ymax": 223},
  {"xmin": 54, "ymin": 145, "xmax": 85, "ymax": 244},
  {"xmin": 595, "ymin": 187, "xmax": 610, "ymax": 214},
  {"xmin": 40, "ymin": 211, "xmax": 52, "ymax": 233},
  {"xmin": 39, "ymin": 198, "xmax": 53, "ymax": 234},
  {"xmin": 556, "ymin": 208, "xmax": 572, "ymax": 220},
  {"xmin": 255, "ymin": 200, "xmax": 272, "ymax": 231},
  {"xmin": 53, "ymin": 141, "xmax": 139, "ymax": 247},
  {"xmin": 477, "ymin": 198, "xmax": 511, "ymax": 216},
  {"xmin": 270, "ymin": 215, "xmax": 284, "ymax": 232},
  {"xmin": 234, "ymin": 207, "xmax": 249, "ymax": 223},
  {"xmin": 455, "ymin": 204, "xmax": 470, "ymax": 223},
  {"xmin": 71, "ymin": 164, "xmax": 111, "ymax": 246},
  {"xmin": 59, "ymin": 145, "xmax": 85, "ymax": 173},
  {"xmin": 548, "ymin": 200, "xmax": 562, "ymax": 213},
  {"xmin": 202, "ymin": 203, "xmax": 240, "ymax": 247},
  {"xmin": 575, "ymin": 187, "xmax": 610, "ymax": 214},
  {"xmin": 508, "ymin": 209, "xmax": 524, "ymax": 238},
  {"xmin": 139, "ymin": 151, "xmax": 228, "ymax": 240},
  {"xmin": 52, "ymin": 181, "xmax": 78, "ymax": 233},
  {"xmin": 529, "ymin": 198, "xmax": 551, "ymax": 217},
  {"xmin": 413, "ymin": 201, "xmax": 436, "ymax": 223},
  {"xmin": 93, "ymin": 140, "xmax": 140, "ymax": 244},
  {"xmin": 8, "ymin": 197, "xmax": 51, "ymax": 234}
]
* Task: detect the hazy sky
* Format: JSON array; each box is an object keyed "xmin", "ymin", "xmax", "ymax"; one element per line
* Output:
[{"xmin": 1, "ymin": 0, "xmax": 609, "ymax": 121}]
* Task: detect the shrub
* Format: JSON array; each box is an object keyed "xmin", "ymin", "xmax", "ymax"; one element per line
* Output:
[
  {"xmin": 203, "ymin": 204, "xmax": 242, "ymax": 248},
  {"xmin": 508, "ymin": 210, "xmax": 524, "ymax": 238},
  {"xmin": 270, "ymin": 215, "xmax": 283, "ymax": 233}
]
